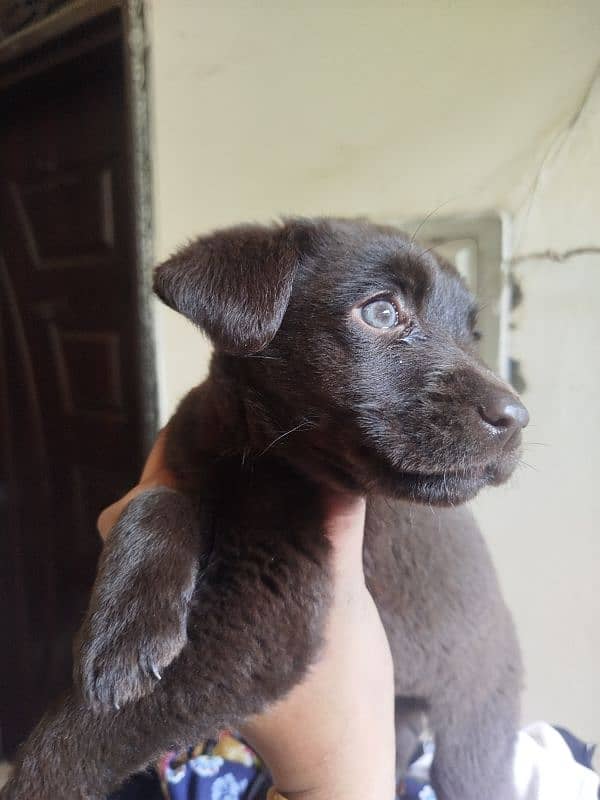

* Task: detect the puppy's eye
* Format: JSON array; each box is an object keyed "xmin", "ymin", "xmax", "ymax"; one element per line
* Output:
[
  {"xmin": 468, "ymin": 305, "xmax": 482, "ymax": 342},
  {"xmin": 361, "ymin": 299, "xmax": 399, "ymax": 329}
]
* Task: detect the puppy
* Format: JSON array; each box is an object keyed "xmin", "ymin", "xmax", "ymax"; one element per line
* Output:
[{"xmin": 2, "ymin": 218, "xmax": 527, "ymax": 800}]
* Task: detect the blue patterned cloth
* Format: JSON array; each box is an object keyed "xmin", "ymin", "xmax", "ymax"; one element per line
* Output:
[
  {"xmin": 159, "ymin": 736, "xmax": 271, "ymax": 800},
  {"xmin": 165, "ymin": 757, "xmax": 255, "ymax": 800},
  {"xmin": 109, "ymin": 726, "xmax": 598, "ymax": 800}
]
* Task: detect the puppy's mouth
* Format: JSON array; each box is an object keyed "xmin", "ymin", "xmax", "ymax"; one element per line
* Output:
[
  {"xmin": 394, "ymin": 469, "xmax": 488, "ymax": 505},
  {"xmin": 393, "ymin": 457, "xmax": 517, "ymax": 506}
]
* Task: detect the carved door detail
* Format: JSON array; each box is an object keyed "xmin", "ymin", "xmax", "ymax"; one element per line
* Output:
[{"xmin": 0, "ymin": 30, "xmax": 148, "ymax": 753}]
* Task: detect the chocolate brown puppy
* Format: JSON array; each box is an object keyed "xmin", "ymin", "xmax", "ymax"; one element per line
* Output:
[{"xmin": 2, "ymin": 218, "xmax": 527, "ymax": 800}]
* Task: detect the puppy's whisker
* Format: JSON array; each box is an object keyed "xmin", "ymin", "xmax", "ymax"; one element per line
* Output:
[
  {"xmin": 259, "ymin": 419, "xmax": 315, "ymax": 456},
  {"xmin": 416, "ymin": 245, "xmax": 438, "ymax": 260},
  {"xmin": 409, "ymin": 198, "xmax": 453, "ymax": 245},
  {"xmin": 518, "ymin": 458, "xmax": 538, "ymax": 472}
]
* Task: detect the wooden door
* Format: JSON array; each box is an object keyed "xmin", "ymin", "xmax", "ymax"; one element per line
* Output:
[{"xmin": 0, "ymin": 10, "xmax": 153, "ymax": 754}]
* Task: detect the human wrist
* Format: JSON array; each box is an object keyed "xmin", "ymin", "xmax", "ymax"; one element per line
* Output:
[
  {"xmin": 272, "ymin": 781, "xmax": 393, "ymax": 800},
  {"xmin": 265, "ymin": 734, "xmax": 395, "ymax": 800}
]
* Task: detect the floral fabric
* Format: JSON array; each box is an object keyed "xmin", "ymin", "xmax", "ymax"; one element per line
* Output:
[
  {"xmin": 113, "ymin": 724, "xmax": 597, "ymax": 800},
  {"xmin": 158, "ymin": 733, "xmax": 271, "ymax": 800}
]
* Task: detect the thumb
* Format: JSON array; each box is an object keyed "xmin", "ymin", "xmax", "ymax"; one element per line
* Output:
[{"xmin": 322, "ymin": 493, "xmax": 367, "ymax": 581}]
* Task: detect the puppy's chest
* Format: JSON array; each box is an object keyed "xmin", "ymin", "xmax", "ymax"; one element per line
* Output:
[{"xmin": 195, "ymin": 457, "xmax": 329, "ymax": 585}]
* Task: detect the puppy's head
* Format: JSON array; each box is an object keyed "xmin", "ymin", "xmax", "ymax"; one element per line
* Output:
[{"xmin": 155, "ymin": 218, "xmax": 528, "ymax": 505}]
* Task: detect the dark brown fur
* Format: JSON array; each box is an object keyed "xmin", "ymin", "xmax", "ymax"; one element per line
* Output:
[{"xmin": 2, "ymin": 218, "xmax": 527, "ymax": 800}]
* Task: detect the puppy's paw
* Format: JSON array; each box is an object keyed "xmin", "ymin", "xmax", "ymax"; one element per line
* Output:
[
  {"xmin": 72, "ymin": 487, "xmax": 200, "ymax": 712},
  {"xmin": 74, "ymin": 609, "xmax": 188, "ymax": 711}
]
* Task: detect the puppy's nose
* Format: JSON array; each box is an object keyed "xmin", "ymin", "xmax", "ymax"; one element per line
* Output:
[{"xmin": 478, "ymin": 395, "xmax": 529, "ymax": 434}]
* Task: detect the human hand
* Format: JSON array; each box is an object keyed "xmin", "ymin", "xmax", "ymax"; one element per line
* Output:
[
  {"xmin": 242, "ymin": 493, "xmax": 396, "ymax": 800},
  {"xmin": 96, "ymin": 427, "xmax": 177, "ymax": 541}
]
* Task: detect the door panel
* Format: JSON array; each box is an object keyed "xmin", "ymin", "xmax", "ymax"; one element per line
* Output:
[{"xmin": 0, "ymin": 20, "xmax": 150, "ymax": 753}]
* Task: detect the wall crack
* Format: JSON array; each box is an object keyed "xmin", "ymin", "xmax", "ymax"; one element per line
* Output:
[
  {"xmin": 514, "ymin": 61, "xmax": 600, "ymax": 253},
  {"xmin": 510, "ymin": 247, "xmax": 600, "ymax": 266}
]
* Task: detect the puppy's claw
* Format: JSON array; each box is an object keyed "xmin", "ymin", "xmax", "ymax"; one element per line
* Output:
[{"xmin": 75, "ymin": 625, "xmax": 187, "ymax": 711}]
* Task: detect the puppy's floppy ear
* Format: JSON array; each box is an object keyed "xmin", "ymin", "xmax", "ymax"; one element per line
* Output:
[{"xmin": 153, "ymin": 221, "xmax": 311, "ymax": 355}]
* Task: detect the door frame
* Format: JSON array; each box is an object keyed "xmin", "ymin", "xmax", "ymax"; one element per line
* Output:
[{"xmin": 0, "ymin": 0, "xmax": 158, "ymax": 450}]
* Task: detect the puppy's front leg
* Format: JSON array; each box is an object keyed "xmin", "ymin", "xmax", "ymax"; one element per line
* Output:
[
  {"xmin": 74, "ymin": 487, "xmax": 201, "ymax": 711},
  {"xmin": 2, "ymin": 497, "xmax": 332, "ymax": 800}
]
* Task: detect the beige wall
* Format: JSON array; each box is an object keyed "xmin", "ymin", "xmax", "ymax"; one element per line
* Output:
[
  {"xmin": 474, "ymin": 73, "xmax": 600, "ymax": 739},
  {"xmin": 147, "ymin": 1, "xmax": 600, "ymax": 739}
]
